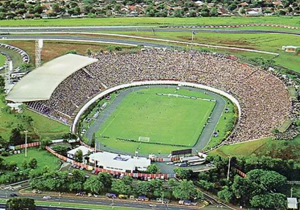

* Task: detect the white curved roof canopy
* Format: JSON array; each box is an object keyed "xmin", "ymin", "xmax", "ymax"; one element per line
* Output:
[{"xmin": 6, "ymin": 54, "xmax": 98, "ymax": 102}]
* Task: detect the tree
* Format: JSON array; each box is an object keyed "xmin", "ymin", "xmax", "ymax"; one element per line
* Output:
[
  {"xmin": 122, "ymin": 175, "xmax": 133, "ymax": 185},
  {"xmin": 40, "ymin": 138, "xmax": 52, "ymax": 149},
  {"xmin": 173, "ymin": 179, "xmax": 203, "ymax": 200},
  {"xmin": 210, "ymin": 7, "xmax": 218, "ymax": 16},
  {"xmin": 174, "ymin": 167, "xmax": 192, "ymax": 179},
  {"xmin": 98, "ymin": 172, "xmax": 112, "ymax": 191},
  {"xmin": 86, "ymin": 49, "xmax": 92, "ymax": 56},
  {"xmin": 250, "ymin": 193, "xmax": 286, "ymax": 209},
  {"xmin": 74, "ymin": 149, "xmax": 83, "ymax": 163},
  {"xmin": 22, "ymin": 160, "xmax": 28, "ymax": 169},
  {"xmin": 91, "ymin": 132, "xmax": 96, "ymax": 147},
  {"xmin": 111, "ymin": 180, "xmax": 132, "ymax": 195},
  {"xmin": 66, "ymin": 50, "xmax": 77, "ymax": 54},
  {"xmin": 218, "ymin": 186, "xmax": 234, "ymax": 203},
  {"xmin": 0, "ymin": 75, "xmax": 4, "ymax": 93},
  {"xmin": 147, "ymin": 164, "xmax": 160, "ymax": 174},
  {"xmin": 84, "ymin": 176, "xmax": 104, "ymax": 194},
  {"xmin": 9, "ymin": 128, "xmax": 24, "ymax": 145},
  {"xmin": 28, "ymin": 158, "xmax": 37, "ymax": 169},
  {"xmin": 6, "ymin": 198, "xmax": 36, "ymax": 210},
  {"xmin": 247, "ymin": 169, "xmax": 287, "ymax": 192}
]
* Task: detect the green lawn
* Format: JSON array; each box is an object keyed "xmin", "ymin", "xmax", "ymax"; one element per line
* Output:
[
  {"xmin": 0, "ymin": 46, "xmax": 23, "ymax": 69},
  {"xmin": 2, "ymin": 17, "xmax": 300, "ymax": 27},
  {"xmin": 205, "ymin": 99, "xmax": 236, "ymax": 150},
  {"xmin": 0, "ymin": 53, "xmax": 6, "ymax": 66},
  {"xmin": 0, "ymin": 94, "xmax": 69, "ymax": 141},
  {"xmin": 96, "ymin": 88, "xmax": 215, "ymax": 154},
  {"xmin": 209, "ymin": 137, "xmax": 271, "ymax": 157},
  {"xmin": 2, "ymin": 148, "xmax": 60, "ymax": 174}
]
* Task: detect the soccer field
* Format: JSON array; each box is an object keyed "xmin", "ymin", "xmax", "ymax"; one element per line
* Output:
[{"xmin": 96, "ymin": 87, "xmax": 215, "ymax": 153}]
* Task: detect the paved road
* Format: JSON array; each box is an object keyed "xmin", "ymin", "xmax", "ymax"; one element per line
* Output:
[
  {"xmin": 0, "ymin": 190, "xmax": 231, "ymax": 210},
  {"xmin": 1, "ymin": 26, "xmax": 300, "ymax": 36}
]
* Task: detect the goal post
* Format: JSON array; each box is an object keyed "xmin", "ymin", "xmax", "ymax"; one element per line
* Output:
[{"xmin": 138, "ymin": 136, "xmax": 150, "ymax": 142}]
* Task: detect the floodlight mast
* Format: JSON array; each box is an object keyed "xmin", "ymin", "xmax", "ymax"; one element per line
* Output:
[{"xmin": 35, "ymin": 39, "xmax": 43, "ymax": 68}]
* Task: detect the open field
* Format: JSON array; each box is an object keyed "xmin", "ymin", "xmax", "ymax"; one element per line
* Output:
[
  {"xmin": 86, "ymin": 30, "xmax": 299, "ymax": 72},
  {"xmin": 96, "ymin": 88, "xmax": 215, "ymax": 154},
  {"xmin": 209, "ymin": 137, "xmax": 271, "ymax": 157},
  {"xmin": 0, "ymin": 40, "xmax": 137, "ymax": 65},
  {"xmin": 2, "ymin": 17, "xmax": 300, "ymax": 27},
  {"xmin": 0, "ymin": 94, "xmax": 69, "ymax": 141},
  {"xmin": 2, "ymin": 148, "xmax": 60, "ymax": 174}
]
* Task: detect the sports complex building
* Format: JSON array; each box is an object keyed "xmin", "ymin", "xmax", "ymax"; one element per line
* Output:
[{"xmin": 5, "ymin": 49, "xmax": 292, "ymax": 171}]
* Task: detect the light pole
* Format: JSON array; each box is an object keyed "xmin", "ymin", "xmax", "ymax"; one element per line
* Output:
[
  {"xmin": 24, "ymin": 130, "xmax": 28, "ymax": 158},
  {"xmin": 227, "ymin": 156, "xmax": 231, "ymax": 181}
]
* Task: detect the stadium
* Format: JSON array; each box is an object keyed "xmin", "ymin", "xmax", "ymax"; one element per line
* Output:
[{"xmin": 6, "ymin": 48, "xmax": 291, "ymax": 157}]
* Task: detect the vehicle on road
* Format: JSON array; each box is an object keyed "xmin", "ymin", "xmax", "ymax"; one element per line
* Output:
[
  {"xmin": 106, "ymin": 193, "xmax": 117, "ymax": 199},
  {"xmin": 137, "ymin": 195, "xmax": 149, "ymax": 201},
  {"xmin": 9, "ymin": 193, "xmax": 18, "ymax": 197},
  {"xmin": 118, "ymin": 194, "xmax": 128, "ymax": 199},
  {"xmin": 43, "ymin": 196, "xmax": 51, "ymax": 200}
]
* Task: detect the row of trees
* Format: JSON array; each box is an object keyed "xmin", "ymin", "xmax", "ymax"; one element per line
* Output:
[
  {"xmin": 1, "ymin": 0, "xmax": 300, "ymax": 19},
  {"xmin": 195, "ymin": 155, "xmax": 294, "ymax": 209},
  {"xmin": 30, "ymin": 170, "xmax": 203, "ymax": 201}
]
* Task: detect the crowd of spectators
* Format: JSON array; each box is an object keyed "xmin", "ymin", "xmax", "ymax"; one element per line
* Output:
[{"xmin": 26, "ymin": 49, "xmax": 291, "ymax": 143}]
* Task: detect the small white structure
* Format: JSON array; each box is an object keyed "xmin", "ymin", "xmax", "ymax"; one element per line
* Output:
[
  {"xmin": 89, "ymin": 152, "xmax": 151, "ymax": 173},
  {"xmin": 282, "ymin": 46, "xmax": 300, "ymax": 53},
  {"xmin": 7, "ymin": 103, "xmax": 23, "ymax": 113},
  {"xmin": 287, "ymin": 198, "xmax": 298, "ymax": 209},
  {"xmin": 67, "ymin": 146, "xmax": 92, "ymax": 160}
]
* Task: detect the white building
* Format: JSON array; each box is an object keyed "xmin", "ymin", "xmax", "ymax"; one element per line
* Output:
[
  {"xmin": 89, "ymin": 152, "xmax": 151, "ymax": 173},
  {"xmin": 67, "ymin": 146, "xmax": 92, "ymax": 160},
  {"xmin": 287, "ymin": 198, "xmax": 298, "ymax": 209}
]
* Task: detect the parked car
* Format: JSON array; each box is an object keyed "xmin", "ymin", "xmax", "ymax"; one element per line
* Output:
[
  {"xmin": 118, "ymin": 194, "xmax": 128, "ymax": 199},
  {"xmin": 136, "ymin": 195, "xmax": 149, "ymax": 201},
  {"xmin": 106, "ymin": 193, "xmax": 116, "ymax": 199}
]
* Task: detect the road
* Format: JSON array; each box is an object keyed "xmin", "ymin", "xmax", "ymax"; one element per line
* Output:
[
  {"xmin": 1, "ymin": 26, "xmax": 300, "ymax": 36},
  {"xmin": 0, "ymin": 190, "xmax": 231, "ymax": 210}
]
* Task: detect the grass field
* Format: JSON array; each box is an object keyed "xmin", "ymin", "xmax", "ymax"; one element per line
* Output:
[
  {"xmin": 209, "ymin": 137, "xmax": 271, "ymax": 157},
  {"xmin": 0, "ymin": 54, "xmax": 6, "ymax": 66},
  {"xmin": 0, "ymin": 94, "xmax": 69, "ymax": 141},
  {"xmin": 0, "ymin": 45, "xmax": 23, "ymax": 69},
  {"xmin": 2, "ymin": 17, "xmax": 300, "ymax": 27},
  {"xmin": 2, "ymin": 148, "xmax": 60, "ymax": 174},
  {"xmin": 96, "ymin": 87, "xmax": 215, "ymax": 154}
]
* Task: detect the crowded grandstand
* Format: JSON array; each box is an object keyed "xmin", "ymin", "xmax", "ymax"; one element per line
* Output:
[{"xmin": 6, "ymin": 48, "xmax": 291, "ymax": 144}]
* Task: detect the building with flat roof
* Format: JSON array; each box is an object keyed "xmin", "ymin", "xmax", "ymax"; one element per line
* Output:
[
  {"xmin": 89, "ymin": 152, "xmax": 151, "ymax": 173},
  {"xmin": 67, "ymin": 146, "xmax": 93, "ymax": 160}
]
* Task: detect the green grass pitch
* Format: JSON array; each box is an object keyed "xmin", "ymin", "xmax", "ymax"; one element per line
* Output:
[{"xmin": 96, "ymin": 87, "xmax": 215, "ymax": 153}]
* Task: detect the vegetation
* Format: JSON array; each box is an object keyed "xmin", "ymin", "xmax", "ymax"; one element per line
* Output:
[
  {"xmin": 0, "ymin": 148, "xmax": 60, "ymax": 184},
  {"xmin": 30, "ymin": 170, "xmax": 202, "ymax": 202},
  {"xmin": 0, "ymin": 93, "xmax": 69, "ymax": 143},
  {"xmin": 0, "ymin": 54, "xmax": 6, "ymax": 67},
  {"xmin": 6, "ymin": 198, "xmax": 35, "ymax": 210},
  {"xmin": 197, "ymin": 155, "xmax": 294, "ymax": 208}
]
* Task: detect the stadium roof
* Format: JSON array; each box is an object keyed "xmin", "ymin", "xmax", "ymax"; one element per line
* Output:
[{"xmin": 6, "ymin": 54, "xmax": 98, "ymax": 102}]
